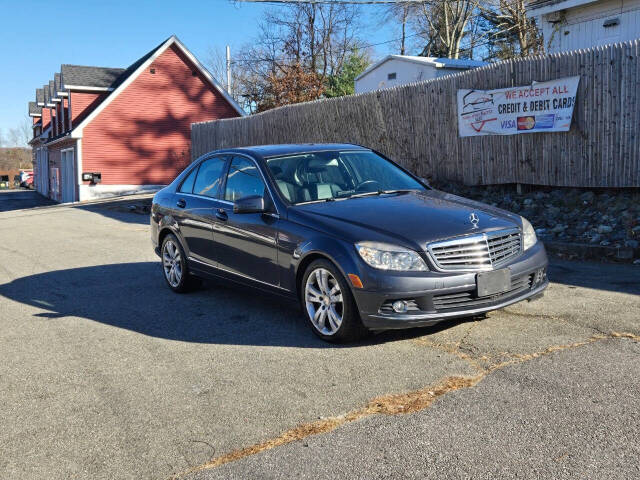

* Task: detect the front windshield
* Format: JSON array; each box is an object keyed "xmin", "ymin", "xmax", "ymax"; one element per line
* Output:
[{"xmin": 265, "ymin": 150, "xmax": 426, "ymax": 205}]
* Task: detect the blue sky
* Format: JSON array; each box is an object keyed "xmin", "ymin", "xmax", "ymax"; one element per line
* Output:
[{"xmin": 0, "ymin": 0, "xmax": 395, "ymax": 144}]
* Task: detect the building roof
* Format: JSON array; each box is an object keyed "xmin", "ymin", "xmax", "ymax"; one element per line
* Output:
[
  {"xmin": 48, "ymin": 80, "xmax": 59, "ymax": 102},
  {"xmin": 527, "ymin": 0, "xmax": 598, "ymax": 13},
  {"xmin": 527, "ymin": 0, "xmax": 564, "ymax": 8},
  {"xmin": 40, "ymin": 35, "xmax": 244, "ymax": 146},
  {"xmin": 68, "ymin": 35, "xmax": 244, "ymax": 139},
  {"xmin": 29, "ymin": 102, "xmax": 42, "ymax": 116},
  {"xmin": 36, "ymin": 88, "xmax": 44, "ymax": 106},
  {"xmin": 355, "ymin": 55, "xmax": 486, "ymax": 82},
  {"xmin": 112, "ymin": 37, "xmax": 168, "ymax": 90},
  {"xmin": 58, "ymin": 38, "xmax": 168, "ymax": 94},
  {"xmin": 60, "ymin": 64, "xmax": 126, "ymax": 90},
  {"xmin": 42, "ymin": 84, "xmax": 50, "ymax": 105},
  {"xmin": 54, "ymin": 73, "xmax": 61, "ymax": 93},
  {"xmin": 34, "ymin": 35, "xmax": 245, "ymax": 146}
]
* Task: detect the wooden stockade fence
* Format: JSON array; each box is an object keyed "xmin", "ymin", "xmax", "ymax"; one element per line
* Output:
[{"xmin": 192, "ymin": 40, "xmax": 640, "ymax": 188}]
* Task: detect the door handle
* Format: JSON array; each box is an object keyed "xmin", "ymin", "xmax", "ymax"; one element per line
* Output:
[
  {"xmin": 215, "ymin": 208, "xmax": 228, "ymax": 221},
  {"xmin": 176, "ymin": 199, "xmax": 186, "ymax": 208}
]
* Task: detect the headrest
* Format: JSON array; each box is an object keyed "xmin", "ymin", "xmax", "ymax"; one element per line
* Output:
[{"xmin": 307, "ymin": 158, "xmax": 331, "ymax": 172}]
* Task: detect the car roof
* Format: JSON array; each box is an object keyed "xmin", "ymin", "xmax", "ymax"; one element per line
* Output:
[{"xmin": 212, "ymin": 143, "xmax": 370, "ymax": 160}]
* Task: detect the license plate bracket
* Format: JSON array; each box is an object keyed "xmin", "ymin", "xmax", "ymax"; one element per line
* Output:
[{"xmin": 477, "ymin": 268, "xmax": 511, "ymax": 297}]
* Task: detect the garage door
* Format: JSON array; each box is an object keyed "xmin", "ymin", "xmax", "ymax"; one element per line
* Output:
[{"xmin": 61, "ymin": 149, "xmax": 76, "ymax": 203}]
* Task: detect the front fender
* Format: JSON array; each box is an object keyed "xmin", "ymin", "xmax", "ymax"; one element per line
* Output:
[{"xmin": 292, "ymin": 236, "xmax": 382, "ymax": 294}]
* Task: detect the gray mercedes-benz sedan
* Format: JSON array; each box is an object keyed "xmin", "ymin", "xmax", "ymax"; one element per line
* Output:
[{"xmin": 151, "ymin": 144, "xmax": 548, "ymax": 342}]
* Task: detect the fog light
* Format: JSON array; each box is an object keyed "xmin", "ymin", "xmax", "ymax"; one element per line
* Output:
[
  {"xmin": 534, "ymin": 268, "xmax": 546, "ymax": 285},
  {"xmin": 392, "ymin": 300, "xmax": 408, "ymax": 313}
]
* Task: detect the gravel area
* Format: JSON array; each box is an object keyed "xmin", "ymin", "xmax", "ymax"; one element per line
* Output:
[{"xmin": 436, "ymin": 182, "xmax": 640, "ymax": 263}]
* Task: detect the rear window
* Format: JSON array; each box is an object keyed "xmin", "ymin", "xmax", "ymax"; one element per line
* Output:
[
  {"xmin": 193, "ymin": 157, "xmax": 227, "ymax": 198},
  {"xmin": 178, "ymin": 167, "xmax": 198, "ymax": 194}
]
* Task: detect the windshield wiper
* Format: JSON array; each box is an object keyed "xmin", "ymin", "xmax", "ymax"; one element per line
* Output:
[
  {"xmin": 295, "ymin": 197, "xmax": 337, "ymax": 205},
  {"xmin": 295, "ymin": 189, "xmax": 417, "ymax": 205},
  {"xmin": 347, "ymin": 189, "xmax": 415, "ymax": 199}
]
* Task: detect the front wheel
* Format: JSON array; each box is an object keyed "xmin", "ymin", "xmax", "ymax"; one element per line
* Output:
[
  {"xmin": 161, "ymin": 233, "xmax": 200, "ymax": 293},
  {"xmin": 301, "ymin": 259, "xmax": 368, "ymax": 343}
]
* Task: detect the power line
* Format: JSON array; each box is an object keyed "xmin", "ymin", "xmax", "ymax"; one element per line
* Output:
[
  {"xmin": 228, "ymin": 27, "xmax": 495, "ymax": 66},
  {"xmin": 229, "ymin": 30, "xmax": 428, "ymax": 65},
  {"xmin": 236, "ymin": 1, "xmax": 433, "ymax": 4},
  {"xmin": 227, "ymin": 1, "xmax": 512, "ymax": 69}
]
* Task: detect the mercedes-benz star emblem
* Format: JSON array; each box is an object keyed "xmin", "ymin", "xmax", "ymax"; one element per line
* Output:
[{"xmin": 469, "ymin": 212, "xmax": 480, "ymax": 228}]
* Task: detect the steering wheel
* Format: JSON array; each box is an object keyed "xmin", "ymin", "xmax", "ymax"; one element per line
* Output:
[{"xmin": 355, "ymin": 180, "xmax": 381, "ymax": 192}]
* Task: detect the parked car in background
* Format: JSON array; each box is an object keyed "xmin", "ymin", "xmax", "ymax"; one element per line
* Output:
[
  {"xmin": 19, "ymin": 170, "xmax": 33, "ymax": 188},
  {"xmin": 0, "ymin": 175, "xmax": 10, "ymax": 189},
  {"xmin": 150, "ymin": 144, "xmax": 548, "ymax": 342}
]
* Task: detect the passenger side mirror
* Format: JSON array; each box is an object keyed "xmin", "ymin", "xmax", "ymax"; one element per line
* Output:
[
  {"xmin": 420, "ymin": 177, "xmax": 431, "ymax": 188},
  {"xmin": 233, "ymin": 195, "xmax": 266, "ymax": 214}
]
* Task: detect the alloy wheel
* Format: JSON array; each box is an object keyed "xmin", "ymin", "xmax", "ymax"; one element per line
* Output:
[
  {"xmin": 162, "ymin": 240, "xmax": 183, "ymax": 288},
  {"xmin": 305, "ymin": 267, "xmax": 344, "ymax": 335}
]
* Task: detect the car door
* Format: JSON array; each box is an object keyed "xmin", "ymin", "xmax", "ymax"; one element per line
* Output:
[
  {"xmin": 174, "ymin": 156, "xmax": 229, "ymax": 267},
  {"xmin": 213, "ymin": 155, "xmax": 280, "ymax": 287}
]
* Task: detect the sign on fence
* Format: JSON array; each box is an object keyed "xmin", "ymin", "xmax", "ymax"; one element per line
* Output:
[{"xmin": 457, "ymin": 76, "xmax": 580, "ymax": 137}]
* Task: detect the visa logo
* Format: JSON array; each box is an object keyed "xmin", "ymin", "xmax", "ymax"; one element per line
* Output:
[{"xmin": 501, "ymin": 120, "xmax": 516, "ymax": 129}]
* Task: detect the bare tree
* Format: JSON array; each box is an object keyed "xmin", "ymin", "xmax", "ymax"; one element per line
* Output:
[
  {"xmin": 20, "ymin": 117, "xmax": 32, "ymax": 146},
  {"xmin": 220, "ymin": 1, "xmax": 363, "ymax": 112},
  {"xmin": 379, "ymin": 1, "xmax": 414, "ymax": 55},
  {"xmin": 7, "ymin": 117, "xmax": 32, "ymax": 148},
  {"xmin": 412, "ymin": 0, "xmax": 480, "ymax": 59},
  {"xmin": 261, "ymin": 1, "xmax": 362, "ymax": 80},
  {"xmin": 481, "ymin": 0, "xmax": 544, "ymax": 59},
  {"xmin": 205, "ymin": 45, "xmax": 241, "ymax": 98}
]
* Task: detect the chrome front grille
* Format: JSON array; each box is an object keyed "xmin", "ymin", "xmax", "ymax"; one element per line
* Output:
[
  {"xmin": 487, "ymin": 230, "xmax": 521, "ymax": 264},
  {"xmin": 427, "ymin": 229, "xmax": 522, "ymax": 272}
]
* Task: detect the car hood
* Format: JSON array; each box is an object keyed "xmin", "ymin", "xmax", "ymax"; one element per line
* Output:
[{"xmin": 291, "ymin": 190, "xmax": 521, "ymax": 250}]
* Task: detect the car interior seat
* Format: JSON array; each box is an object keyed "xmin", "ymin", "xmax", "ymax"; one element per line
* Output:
[
  {"xmin": 270, "ymin": 165, "xmax": 298, "ymax": 203},
  {"xmin": 302, "ymin": 158, "xmax": 345, "ymax": 201}
]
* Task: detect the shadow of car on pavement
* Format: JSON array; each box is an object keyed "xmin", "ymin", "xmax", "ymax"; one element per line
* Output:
[{"xmin": 0, "ymin": 262, "xmax": 463, "ymax": 348}]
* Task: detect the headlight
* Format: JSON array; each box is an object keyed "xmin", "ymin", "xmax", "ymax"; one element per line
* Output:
[
  {"xmin": 521, "ymin": 216, "xmax": 537, "ymax": 250},
  {"xmin": 355, "ymin": 242, "xmax": 428, "ymax": 271}
]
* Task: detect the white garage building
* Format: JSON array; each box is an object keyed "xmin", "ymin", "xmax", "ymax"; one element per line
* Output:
[
  {"xmin": 528, "ymin": 0, "xmax": 640, "ymax": 53},
  {"xmin": 354, "ymin": 55, "xmax": 485, "ymax": 94}
]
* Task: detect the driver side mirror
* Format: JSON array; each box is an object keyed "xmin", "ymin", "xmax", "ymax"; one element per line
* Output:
[
  {"xmin": 233, "ymin": 195, "xmax": 266, "ymax": 214},
  {"xmin": 419, "ymin": 177, "xmax": 431, "ymax": 188}
]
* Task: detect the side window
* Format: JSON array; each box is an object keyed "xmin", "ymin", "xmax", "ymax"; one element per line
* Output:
[
  {"xmin": 193, "ymin": 157, "xmax": 227, "ymax": 198},
  {"xmin": 178, "ymin": 166, "xmax": 198, "ymax": 194},
  {"xmin": 224, "ymin": 157, "xmax": 266, "ymax": 202}
]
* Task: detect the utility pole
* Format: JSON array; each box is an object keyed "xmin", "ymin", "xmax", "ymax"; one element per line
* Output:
[{"xmin": 226, "ymin": 45, "xmax": 232, "ymax": 95}]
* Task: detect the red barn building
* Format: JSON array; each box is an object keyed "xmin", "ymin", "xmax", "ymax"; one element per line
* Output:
[{"xmin": 29, "ymin": 36, "xmax": 243, "ymax": 202}]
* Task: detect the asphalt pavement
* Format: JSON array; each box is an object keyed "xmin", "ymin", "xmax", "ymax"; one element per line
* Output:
[
  {"xmin": 0, "ymin": 193, "xmax": 638, "ymax": 480},
  {"xmin": 192, "ymin": 338, "xmax": 640, "ymax": 480},
  {"xmin": 0, "ymin": 189, "xmax": 54, "ymax": 212}
]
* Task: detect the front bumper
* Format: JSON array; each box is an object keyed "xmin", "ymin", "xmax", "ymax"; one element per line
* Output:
[{"xmin": 353, "ymin": 241, "xmax": 548, "ymax": 330}]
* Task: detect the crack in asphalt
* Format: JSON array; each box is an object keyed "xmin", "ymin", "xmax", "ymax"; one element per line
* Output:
[
  {"xmin": 170, "ymin": 332, "xmax": 640, "ymax": 479},
  {"xmin": 171, "ymin": 376, "xmax": 481, "ymax": 479},
  {"xmin": 507, "ymin": 309, "xmax": 621, "ymax": 338}
]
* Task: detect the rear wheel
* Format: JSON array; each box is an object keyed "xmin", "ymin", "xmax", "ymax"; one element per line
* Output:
[
  {"xmin": 301, "ymin": 259, "xmax": 368, "ymax": 343},
  {"xmin": 161, "ymin": 233, "xmax": 200, "ymax": 293}
]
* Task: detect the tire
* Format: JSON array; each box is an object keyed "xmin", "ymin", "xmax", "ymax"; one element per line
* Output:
[
  {"xmin": 160, "ymin": 233, "xmax": 201, "ymax": 293},
  {"xmin": 300, "ymin": 259, "xmax": 368, "ymax": 343}
]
